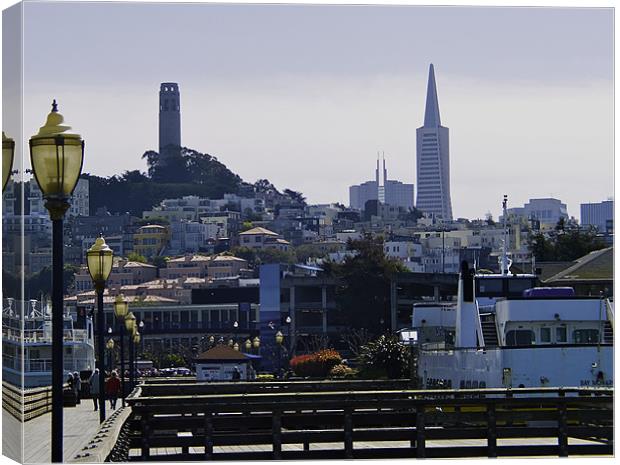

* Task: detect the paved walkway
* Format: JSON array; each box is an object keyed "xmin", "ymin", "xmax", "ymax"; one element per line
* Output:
[{"xmin": 3, "ymin": 400, "xmax": 116, "ymax": 463}]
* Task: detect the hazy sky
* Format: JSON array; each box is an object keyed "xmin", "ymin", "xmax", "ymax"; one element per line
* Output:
[{"xmin": 5, "ymin": 2, "xmax": 614, "ymax": 220}]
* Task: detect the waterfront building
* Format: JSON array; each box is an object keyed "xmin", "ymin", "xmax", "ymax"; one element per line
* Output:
[
  {"xmin": 580, "ymin": 200, "xmax": 613, "ymax": 233},
  {"xmin": 73, "ymin": 259, "xmax": 158, "ymax": 293},
  {"xmin": 416, "ymin": 64, "xmax": 453, "ymax": 220},
  {"xmin": 159, "ymin": 82, "xmax": 181, "ymax": 163}
]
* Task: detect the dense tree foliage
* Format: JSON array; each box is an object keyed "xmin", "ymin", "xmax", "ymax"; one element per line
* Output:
[
  {"xmin": 85, "ymin": 147, "xmax": 247, "ymax": 215},
  {"xmin": 358, "ymin": 334, "xmax": 412, "ymax": 379},
  {"xmin": 528, "ymin": 225, "xmax": 607, "ymax": 262},
  {"xmin": 324, "ymin": 235, "xmax": 407, "ymax": 333},
  {"xmin": 230, "ymin": 246, "xmax": 296, "ymax": 266},
  {"xmin": 3, "ymin": 264, "xmax": 79, "ymax": 300}
]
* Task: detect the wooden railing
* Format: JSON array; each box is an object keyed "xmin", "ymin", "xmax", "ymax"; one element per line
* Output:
[
  {"xmin": 1, "ymin": 381, "xmax": 60, "ymax": 421},
  {"xmin": 123, "ymin": 385, "xmax": 613, "ymax": 461}
]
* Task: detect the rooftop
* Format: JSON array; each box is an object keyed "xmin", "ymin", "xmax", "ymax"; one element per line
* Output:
[{"xmin": 239, "ymin": 227, "xmax": 279, "ymax": 236}]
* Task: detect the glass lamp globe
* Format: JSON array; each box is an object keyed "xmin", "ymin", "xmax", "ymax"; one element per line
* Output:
[
  {"xmin": 133, "ymin": 332, "xmax": 141, "ymax": 344},
  {"xmin": 275, "ymin": 331, "xmax": 284, "ymax": 345},
  {"xmin": 125, "ymin": 312, "xmax": 136, "ymax": 332},
  {"xmin": 233, "ymin": 342, "xmax": 240, "ymax": 351},
  {"xmin": 252, "ymin": 336, "xmax": 260, "ymax": 349},
  {"xmin": 114, "ymin": 294, "xmax": 129, "ymax": 319},
  {"xmin": 245, "ymin": 339, "xmax": 252, "ymax": 351},
  {"xmin": 106, "ymin": 339, "xmax": 115, "ymax": 350},
  {"xmin": 28, "ymin": 100, "xmax": 84, "ymax": 203},
  {"xmin": 2, "ymin": 131, "xmax": 15, "ymax": 192},
  {"xmin": 87, "ymin": 236, "xmax": 114, "ymax": 284}
]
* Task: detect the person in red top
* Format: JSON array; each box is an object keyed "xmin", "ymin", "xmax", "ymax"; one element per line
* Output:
[{"xmin": 105, "ymin": 370, "xmax": 122, "ymax": 410}]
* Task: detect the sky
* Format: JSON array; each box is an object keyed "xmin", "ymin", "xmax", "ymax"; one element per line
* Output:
[{"xmin": 2, "ymin": 1, "xmax": 614, "ymax": 221}]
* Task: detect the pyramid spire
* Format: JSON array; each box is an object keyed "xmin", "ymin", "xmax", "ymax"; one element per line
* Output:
[{"xmin": 423, "ymin": 63, "xmax": 441, "ymax": 127}]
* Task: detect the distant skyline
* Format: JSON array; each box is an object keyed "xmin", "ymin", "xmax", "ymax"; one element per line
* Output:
[{"xmin": 3, "ymin": 2, "xmax": 614, "ymax": 220}]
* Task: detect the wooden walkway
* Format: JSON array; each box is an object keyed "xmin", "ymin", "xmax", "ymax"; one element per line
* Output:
[
  {"xmin": 2, "ymin": 400, "xmax": 113, "ymax": 463},
  {"xmin": 130, "ymin": 437, "xmax": 608, "ymax": 459}
]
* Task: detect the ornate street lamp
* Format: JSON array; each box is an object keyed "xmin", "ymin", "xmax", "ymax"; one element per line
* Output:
[
  {"xmin": 252, "ymin": 336, "xmax": 260, "ymax": 352},
  {"xmin": 133, "ymin": 331, "xmax": 141, "ymax": 384},
  {"xmin": 113, "ymin": 295, "xmax": 128, "ymax": 406},
  {"xmin": 275, "ymin": 331, "xmax": 284, "ymax": 377},
  {"xmin": 106, "ymin": 338, "xmax": 115, "ymax": 373},
  {"xmin": 29, "ymin": 100, "xmax": 84, "ymax": 463},
  {"xmin": 125, "ymin": 313, "xmax": 136, "ymax": 389},
  {"xmin": 233, "ymin": 342, "xmax": 240, "ymax": 351},
  {"xmin": 244, "ymin": 338, "xmax": 252, "ymax": 352},
  {"xmin": 87, "ymin": 236, "xmax": 113, "ymax": 423},
  {"xmin": 2, "ymin": 131, "xmax": 15, "ymax": 192}
]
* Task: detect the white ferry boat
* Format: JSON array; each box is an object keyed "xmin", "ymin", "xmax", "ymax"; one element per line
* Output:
[
  {"xmin": 414, "ymin": 196, "xmax": 613, "ymax": 390},
  {"xmin": 2, "ymin": 299, "xmax": 96, "ymax": 387}
]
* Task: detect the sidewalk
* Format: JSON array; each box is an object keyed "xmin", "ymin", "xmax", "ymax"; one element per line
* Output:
[{"xmin": 3, "ymin": 398, "xmax": 114, "ymax": 463}]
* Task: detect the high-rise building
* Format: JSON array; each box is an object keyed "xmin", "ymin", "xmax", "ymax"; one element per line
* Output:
[
  {"xmin": 159, "ymin": 82, "xmax": 181, "ymax": 162},
  {"xmin": 581, "ymin": 200, "xmax": 613, "ymax": 233},
  {"xmin": 416, "ymin": 64, "xmax": 452, "ymax": 220},
  {"xmin": 349, "ymin": 157, "xmax": 414, "ymax": 211}
]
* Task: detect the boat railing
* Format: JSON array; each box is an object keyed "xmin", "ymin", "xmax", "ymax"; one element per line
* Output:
[
  {"xmin": 22, "ymin": 357, "xmax": 94, "ymax": 373},
  {"xmin": 3, "ymin": 328, "xmax": 91, "ymax": 344}
]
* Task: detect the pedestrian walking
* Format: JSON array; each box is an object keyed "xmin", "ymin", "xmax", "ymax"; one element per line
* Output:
[
  {"xmin": 105, "ymin": 370, "xmax": 122, "ymax": 410},
  {"xmin": 73, "ymin": 371, "xmax": 81, "ymax": 404},
  {"xmin": 89, "ymin": 369, "xmax": 100, "ymax": 411}
]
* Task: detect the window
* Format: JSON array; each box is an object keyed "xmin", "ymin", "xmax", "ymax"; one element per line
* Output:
[
  {"xmin": 556, "ymin": 327, "xmax": 567, "ymax": 343},
  {"xmin": 540, "ymin": 327, "xmax": 551, "ymax": 343},
  {"xmin": 505, "ymin": 329, "xmax": 535, "ymax": 346},
  {"xmin": 573, "ymin": 329, "xmax": 599, "ymax": 344}
]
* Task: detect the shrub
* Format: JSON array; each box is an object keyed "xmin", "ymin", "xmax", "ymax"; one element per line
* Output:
[
  {"xmin": 329, "ymin": 364, "xmax": 356, "ymax": 379},
  {"xmin": 358, "ymin": 334, "xmax": 411, "ymax": 379},
  {"xmin": 290, "ymin": 349, "xmax": 342, "ymax": 378}
]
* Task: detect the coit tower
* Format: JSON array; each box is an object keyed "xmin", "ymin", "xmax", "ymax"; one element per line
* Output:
[{"xmin": 159, "ymin": 82, "xmax": 181, "ymax": 163}]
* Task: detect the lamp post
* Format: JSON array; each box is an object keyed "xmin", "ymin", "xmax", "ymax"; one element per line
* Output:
[
  {"xmin": 87, "ymin": 236, "xmax": 114, "ymax": 423},
  {"xmin": 133, "ymin": 331, "xmax": 141, "ymax": 383},
  {"xmin": 29, "ymin": 100, "xmax": 84, "ymax": 463},
  {"xmin": 113, "ymin": 295, "xmax": 128, "ymax": 406},
  {"xmin": 125, "ymin": 312, "xmax": 136, "ymax": 389},
  {"xmin": 275, "ymin": 331, "xmax": 284, "ymax": 378},
  {"xmin": 106, "ymin": 338, "xmax": 115, "ymax": 373},
  {"xmin": 2, "ymin": 131, "xmax": 15, "ymax": 192}
]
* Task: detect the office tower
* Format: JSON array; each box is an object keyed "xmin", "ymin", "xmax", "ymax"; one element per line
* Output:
[
  {"xmin": 416, "ymin": 64, "xmax": 453, "ymax": 220},
  {"xmin": 349, "ymin": 156, "xmax": 414, "ymax": 211},
  {"xmin": 581, "ymin": 200, "xmax": 614, "ymax": 232},
  {"xmin": 159, "ymin": 82, "xmax": 181, "ymax": 163}
]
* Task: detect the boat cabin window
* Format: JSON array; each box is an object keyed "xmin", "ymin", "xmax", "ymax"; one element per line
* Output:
[
  {"xmin": 476, "ymin": 276, "xmax": 538, "ymax": 298},
  {"xmin": 573, "ymin": 329, "xmax": 600, "ymax": 344},
  {"xmin": 505, "ymin": 329, "xmax": 535, "ymax": 346},
  {"xmin": 540, "ymin": 327, "xmax": 551, "ymax": 343},
  {"xmin": 556, "ymin": 327, "xmax": 567, "ymax": 343}
]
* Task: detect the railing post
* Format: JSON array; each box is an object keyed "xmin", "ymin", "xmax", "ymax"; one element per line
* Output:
[
  {"xmin": 272, "ymin": 409, "xmax": 282, "ymax": 459},
  {"xmin": 416, "ymin": 403, "xmax": 426, "ymax": 458},
  {"xmin": 344, "ymin": 407, "xmax": 354, "ymax": 459},
  {"xmin": 558, "ymin": 391, "xmax": 568, "ymax": 457},
  {"xmin": 204, "ymin": 411, "xmax": 214, "ymax": 460},
  {"xmin": 140, "ymin": 412, "xmax": 151, "ymax": 460},
  {"xmin": 487, "ymin": 403, "xmax": 497, "ymax": 458}
]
